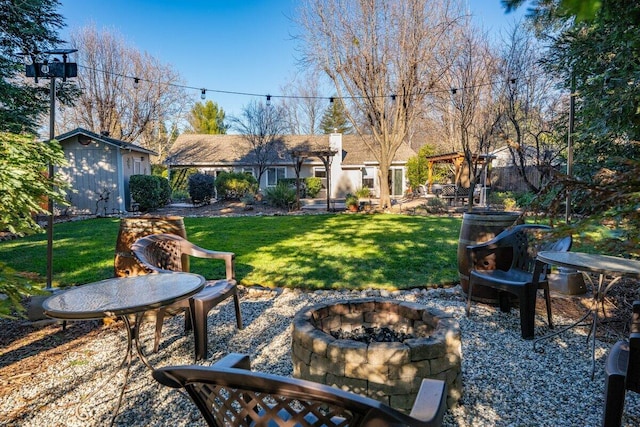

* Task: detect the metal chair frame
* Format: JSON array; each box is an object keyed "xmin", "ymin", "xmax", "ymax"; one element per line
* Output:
[
  {"xmin": 465, "ymin": 224, "xmax": 572, "ymax": 339},
  {"xmin": 131, "ymin": 233, "xmax": 242, "ymax": 360},
  {"xmin": 153, "ymin": 353, "xmax": 448, "ymax": 427}
]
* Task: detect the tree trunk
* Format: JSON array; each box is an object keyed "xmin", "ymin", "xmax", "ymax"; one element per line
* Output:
[{"xmin": 378, "ymin": 160, "xmax": 392, "ymax": 209}]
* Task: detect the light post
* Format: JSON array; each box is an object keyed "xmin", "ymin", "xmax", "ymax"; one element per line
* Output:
[{"xmin": 24, "ymin": 48, "xmax": 77, "ymax": 290}]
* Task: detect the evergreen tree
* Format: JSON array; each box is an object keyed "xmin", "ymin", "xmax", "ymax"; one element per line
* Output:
[
  {"xmin": 319, "ymin": 98, "xmax": 352, "ymax": 134},
  {"xmin": 188, "ymin": 100, "xmax": 229, "ymax": 134},
  {"xmin": 0, "ymin": 0, "xmax": 65, "ymax": 133}
]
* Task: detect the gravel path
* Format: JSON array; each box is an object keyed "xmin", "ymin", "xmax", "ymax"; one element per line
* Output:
[{"xmin": 2, "ymin": 286, "xmax": 639, "ymax": 426}]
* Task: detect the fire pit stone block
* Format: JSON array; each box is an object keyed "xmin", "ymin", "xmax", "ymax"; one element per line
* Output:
[{"xmin": 292, "ymin": 298, "xmax": 461, "ymax": 411}]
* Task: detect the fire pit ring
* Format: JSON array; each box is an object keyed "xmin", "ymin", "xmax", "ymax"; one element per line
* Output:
[{"xmin": 291, "ymin": 298, "xmax": 461, "ymax": 411}]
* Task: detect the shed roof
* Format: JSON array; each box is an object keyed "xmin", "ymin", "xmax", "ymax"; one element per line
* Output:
[{"xmin": 55, "ymin": 127, "xmax": 157, "ymax": 156}]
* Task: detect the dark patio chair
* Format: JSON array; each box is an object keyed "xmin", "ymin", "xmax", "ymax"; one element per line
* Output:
[
  {"xmin": 602, "ymin": 300, "xmax": 640, "ymax": 427},
  {"xmin": 153, "ymin": 353, "xmax": 448, "ymax": 427},
  {"xmin": 465, "ymin": 224, "xmax": 572, "ymax": 339},
  {"xmin": 131, "ymin": 233, "xmax": 242, "ymax": 360}
]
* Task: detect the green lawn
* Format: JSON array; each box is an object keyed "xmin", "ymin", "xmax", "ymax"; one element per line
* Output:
[{"xmin": 0, "ymin": 214, "xmax": 463, "ymax": 290}]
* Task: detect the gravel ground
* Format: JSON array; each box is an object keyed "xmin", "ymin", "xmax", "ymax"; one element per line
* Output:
[{"xmin": 2, "ymin": 285, "xmax": 639, "ymax": 427}]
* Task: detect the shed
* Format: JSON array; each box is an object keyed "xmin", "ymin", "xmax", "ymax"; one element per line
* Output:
[{"xmin": 55, "ymin": 128, "xmax": 157, "ymax": 215}]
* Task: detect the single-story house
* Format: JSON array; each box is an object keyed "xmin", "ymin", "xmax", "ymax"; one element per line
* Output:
[
  {"xmin": 55, "ymin": 127, "xmax": 157, "ymax": 214},
  {"xmin": 165, "ymin": 133, "xmax": 416, "ymax": 199}
]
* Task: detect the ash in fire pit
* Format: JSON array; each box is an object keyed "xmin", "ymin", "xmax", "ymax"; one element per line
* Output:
[
  {"xmin": 330, "ymin": 326, "xmax": 415, "ymax": 343},
  {"xmin": 292, "ymin": 298, "xmax": 461, "ymax": 411}
]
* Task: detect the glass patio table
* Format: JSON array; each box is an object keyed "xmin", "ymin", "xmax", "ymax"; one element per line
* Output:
[
  {"xmin": 532, "ymin": 251, "xmax": 640, "ymax": 377},
  {"xmin": 43, "ymin": 272, "xmax": 205, "ymax": 425}
]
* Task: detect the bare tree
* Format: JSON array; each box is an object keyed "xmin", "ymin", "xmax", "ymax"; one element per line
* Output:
[
  {"xmin": 230, "ymin": 100, "xmax": 289, "ymax": 184},
  {"xmin": 280, "ymin": 70, "xmax": 326, "ymax": 135},
  {"xmin": 495, "ymin": 22, "xmax": 564, "ymax": 192},
  {"xmin": 297, "ymin": 0, "xmax": 465, "ymax": 207},
  {"xmin": 445, "ymin": 21, "xmax": 501, "ymax": 207},
  {"xmin": 57, "ymin": 24, "xmax": 189, "ymax": 146}
]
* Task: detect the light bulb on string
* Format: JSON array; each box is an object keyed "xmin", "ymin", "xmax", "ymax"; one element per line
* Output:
[
  {"xmin": 266, "ymin": 95, "xmax": 271, "ymax": 106},
  {"xmin": 201, "ymin": 88, "xmax": 206, "ymax": 100}
]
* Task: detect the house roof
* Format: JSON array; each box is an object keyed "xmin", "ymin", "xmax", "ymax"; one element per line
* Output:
[
  {"xmin": 55, "ymin": 127, "xmax": 157, "ymax": 156},
  {"xmin": 165, "ymin": 133, "xmax": 416, "ymax": 167}
]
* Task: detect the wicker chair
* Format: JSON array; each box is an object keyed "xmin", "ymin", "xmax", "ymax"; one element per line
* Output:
[
  {"xmin": 602, "ymin": 301, "xmax": 640, "ymax": 427},
  {"xmin": 465, "ymin": 224, "xmax": 572, "ymax": 339},
  {"xmin": 131, "ymin": 233, "xmax": 242, "ymax": 360},
  {"xmin": 153, "ymin": 353, "xmax": 448, "ymax": 427}
]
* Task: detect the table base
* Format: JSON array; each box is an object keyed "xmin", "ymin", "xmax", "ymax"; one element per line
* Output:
[
  {"xmin": 75, "ymin": 313, "xmax": 153, "ymax": 426},
  {"xmin": 532, "ymin": 272, "xmax": 623, "ymax": 379}
]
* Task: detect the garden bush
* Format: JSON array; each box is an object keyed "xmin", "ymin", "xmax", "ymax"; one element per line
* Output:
[
  {"xmin": 129, "ymin": 175, "xmax": 170, "ymax": 211},
  {"xmin": 304, "ymin": 177, "xmax": 323, "ymax": 198},
  {"xmin": 355, "ymin": 187, "xmax": 372, "ymax": 199},
  {"xmin": 159, "ymin": 176, "xmax": 171, "ymax": 205},
  {"xmin": 265, "ymin": 181, "xmax": 296, "ymax": 209},
  {"xmin": 188, "ymin": 173, "xmax": 215, "ymax": 205},
  {"xmin": 424, "ymin": 197, "xmax": 447, "ymax": 213},
  {"xmin": 171, "ymin": 189, "xmax": 189, "ymax": 202},
  {"xmin": 215, "ymin": 171, "xmax": 258, "ymax": 200}
]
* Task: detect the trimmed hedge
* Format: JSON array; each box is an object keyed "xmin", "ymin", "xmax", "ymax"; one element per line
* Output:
[
  {"xmin": 188, "ymin": 173, "xmax": 216, "ymax": 205},
  {"xmin": 129, "ymin": 175, "xmax": 171, "ymax": 211},
  {"xmin": 215, "ymin": 171, "xmax": 258, "ymax": 200}
]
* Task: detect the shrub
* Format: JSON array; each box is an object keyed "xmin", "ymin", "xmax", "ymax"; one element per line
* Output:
[
  {"xmin": 188, "ymin": 173, "xmax": 215, "ymax": 205},
  {"xmin": 151, "ymin": 164, "xmax": 167, "ymax": 178},
  {"xmin": 265, "ymin": 182, "xmax": 296, "ymax": 209},
  {"xmin": 171, "ymin": 189, "xmax": 189, "ymax": 202},
  {"xmin": 513, "ymin": 191, "xmax": 536, "ymax": 209},
  {"xmin": 159, "ymin": 176, "xmax": 171, "ymax": 205},
  {"xmin": 345, "ymin": 193, "xmax": 359, "ymax": 210},
  {"xmin": 215, "ymin": 171, "xmax": 258, "ymax": 200},
  {"xmin": 424, "ymin": 197, "xmax": 447, "ymax": 213},
  {"xmin": 304, "ymin": 177, "xmax": 323, "ymax": 198},
  {"xmin": 129, "ymin": 175, "xmax": 169, "ymax": 211},
  {"xmin": 355, "ymin": 187, "xmax": 371, "ymax": 199}
]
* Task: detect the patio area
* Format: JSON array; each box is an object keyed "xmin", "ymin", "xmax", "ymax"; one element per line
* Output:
[{"xmin": 2, "ymin": 285, "xmax": 639, "ymax": 426}]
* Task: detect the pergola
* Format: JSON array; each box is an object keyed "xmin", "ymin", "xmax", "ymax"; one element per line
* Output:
[
  {"xmin": 292, "ymin": 149, "xmax": 338, "ymax": 211},
  {"xmin": 424, "ymin": 151, "xmax": 494, "ymax": 192}
]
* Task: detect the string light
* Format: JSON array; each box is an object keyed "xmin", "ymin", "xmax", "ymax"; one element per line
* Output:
[
  {"xmin": 66, "ymin": 63, "xmax": 542, "ymax": 104},
  {"xmin": 133, "ymin": 77, "xmax": 139, "ymax": 88}
]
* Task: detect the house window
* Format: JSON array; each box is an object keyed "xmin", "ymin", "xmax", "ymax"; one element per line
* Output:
[
  {"xmin": 241, "ymin": 167, "xmax": 254, "ymax": 177},
  {"xmin": 266, "ymin": 167, "xmax": 286, "ymax": 186},
  {"xmin": 313, "ymin": 168, "xmax": 326, "ymax": 178},
  {"xmin": 133, "ymin": 159, "xmax": 141, "ymax": 175},
  {"xmin": 362, "ymin": 167, "xmax": 375, "ymax": 189}
]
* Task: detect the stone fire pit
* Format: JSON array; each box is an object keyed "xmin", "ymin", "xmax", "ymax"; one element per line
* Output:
[{"xmin": 291, "ymin": 298, "xmax": 461, "ymax": 411}]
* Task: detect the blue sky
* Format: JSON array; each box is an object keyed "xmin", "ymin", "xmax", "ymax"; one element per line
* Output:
[{"xmin": 58, "ymin": 0, "xmax": 525, "ymax": 118}]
